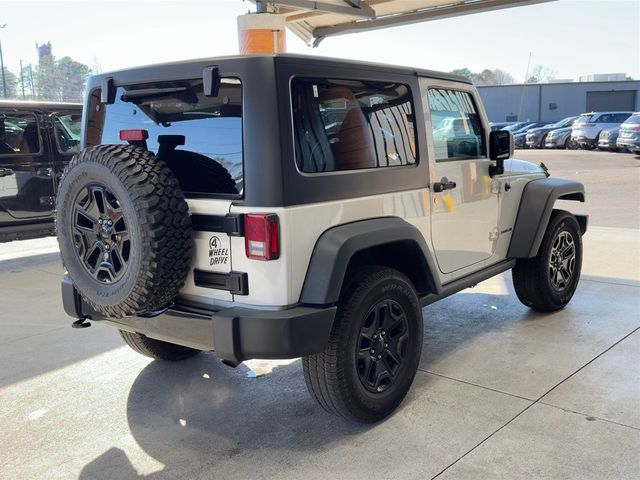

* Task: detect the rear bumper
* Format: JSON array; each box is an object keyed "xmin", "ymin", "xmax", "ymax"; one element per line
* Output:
[{"xmin": 61, "ymin": 275, "xmax": 336, "ymax": 364}]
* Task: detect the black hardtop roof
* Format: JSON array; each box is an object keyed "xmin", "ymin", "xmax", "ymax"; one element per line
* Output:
[
  {"xmin": 0, "ymin": 99, "xmax": 82, "ymax": 110},
  {"xmin": 91, "ymin": 53, "xmax": 471, "ymax": 86}
]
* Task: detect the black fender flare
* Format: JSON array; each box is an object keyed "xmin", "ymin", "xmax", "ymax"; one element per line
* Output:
[
  {"xmin": 299, "ymin": 217, "xmax": 441, "ymax": 305},
  {"xmin": 508, "ymin": 178, "xmax": 587, "ymax": 259}
]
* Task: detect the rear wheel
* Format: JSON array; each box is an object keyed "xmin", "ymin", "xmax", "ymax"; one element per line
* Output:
[
  {"xmin": 120, "ymin": 330, "xmax": 201, "ymax": 361},
  {"xmin": 512, "ymin": 210, "xmax": 582, "ymax": 312},
  {"xmin": 303, "ymin": 266, "xmax": 423, "ymax": 423}
]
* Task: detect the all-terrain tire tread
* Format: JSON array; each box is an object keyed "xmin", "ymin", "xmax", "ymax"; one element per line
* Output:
[{"xmin": 56, "ymin": 144, "xmax": 192, "ymax": 317}]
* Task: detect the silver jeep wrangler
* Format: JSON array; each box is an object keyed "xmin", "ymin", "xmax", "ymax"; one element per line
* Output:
[{"xmin": 58, "ymin": 55, "xmax": 587, "ymax": 422}]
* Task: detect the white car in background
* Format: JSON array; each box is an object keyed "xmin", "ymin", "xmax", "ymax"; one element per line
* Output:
[{"xmin": 571, "ymin": 111, "xmax": 633, "ymax": 149}]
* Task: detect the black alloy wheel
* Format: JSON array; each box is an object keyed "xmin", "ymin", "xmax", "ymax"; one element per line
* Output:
[
  {"xmin": 72, "ymin": 183, "xmax": 130, "ymax": 284},
  {"xmin": 356, "ymin": 299, "xmax": 410, "ymax": 393}
]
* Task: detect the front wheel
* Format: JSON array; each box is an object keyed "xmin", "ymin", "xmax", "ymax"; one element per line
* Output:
[
  {"xmin": 303, "ymin": 266, "xmax": 423, "ymax": 423},
  {"xmin": 512, "ymin": 210, "xmax": 582, "ymax": 312}
]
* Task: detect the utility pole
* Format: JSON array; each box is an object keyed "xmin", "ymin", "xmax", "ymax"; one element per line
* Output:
[
  {"xmin": 20, "ymin": 59, "xmax": 25, "ymax": 99},
  {"xmin": 0, "ymin": 24, "xmax": 6, "ymax": 98},
  {"xmin": 28, "ymin": 64, "xmax": 35, "ymax": 98}
]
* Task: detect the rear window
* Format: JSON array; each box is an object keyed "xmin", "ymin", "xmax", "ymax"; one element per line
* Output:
[
  {"xmin": 622, "ymin": 114, "xmax": 640, "ymax": 125},
  {"xmin": 87, "ymin": 78, "xmax": 243, "ymax": 196},
  {"xmin": 291, "ymin": 78, "xmax": 417, "ymax": 173}
]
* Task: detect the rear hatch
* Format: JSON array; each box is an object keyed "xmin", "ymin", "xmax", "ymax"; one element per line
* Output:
[
  {"xmin": 85, "ymin": 78, "xmax": 244, "ymax": 305},
  {"xmin": 619, "ymin": 114, "xmax": 640, "ymax": 141}
]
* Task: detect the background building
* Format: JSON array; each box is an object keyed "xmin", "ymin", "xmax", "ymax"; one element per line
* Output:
[{"xmin": 478, "ymin": 80, "xmax": 640, "ymax": 123}]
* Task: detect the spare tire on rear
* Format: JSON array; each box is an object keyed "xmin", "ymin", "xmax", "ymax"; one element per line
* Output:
[{"xmin": 56, "ymin": 144, "xmax": 192, "ymax": 318}]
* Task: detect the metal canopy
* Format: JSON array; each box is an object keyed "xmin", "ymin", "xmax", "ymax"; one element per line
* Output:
[{"xmin": 251, "ymin": 0, "xmax": 554, "ymax": 46}]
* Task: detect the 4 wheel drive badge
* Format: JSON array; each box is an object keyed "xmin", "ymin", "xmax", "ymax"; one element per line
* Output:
[
  {"xmin": 209, "ymin": 235, "xmax": 221, "ymax": 250},
  {"xmin": 208, "ymin": 235, "xmax": 229, "ymax": 266}
]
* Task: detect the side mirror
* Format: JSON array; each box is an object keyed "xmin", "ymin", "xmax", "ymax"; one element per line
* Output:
[
  {"xmin": 203, "ymin": 66, "xmax": 220, "ymax": 97},
  {"xmin": 488, "ymin": 130, "xmax": 513, "ymax": 176}
]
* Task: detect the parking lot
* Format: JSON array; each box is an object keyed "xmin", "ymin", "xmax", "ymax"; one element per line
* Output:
[{"xmin": 0, "ymin": 149, "xmax": 638, "ymax": 479}]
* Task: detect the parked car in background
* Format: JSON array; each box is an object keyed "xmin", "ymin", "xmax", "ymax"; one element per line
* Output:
[
  {"xmin": 616, "ymin": 113, "xmax": 640, "ymax": 154},
  {"xmin": 489, "ymin": 121, "xmax": 514, "ymax": 131},
  {"xmin": 503, "ymin": 121, "xmax": 534, "ymax": 132},
  {"xmin": 545, "ymin": 127, "xmax": 577, "ymax": 149},
  {"xmin": 526, "ymin": 116, "xmax": 579, "ymax": 149},
  {"xmin": 597, "ymin": 127, "xmax": 622, "ymax": 152},
  {"xmin": 571, "ymin": 111, "xmax": 633, "ymax": 149},
  {"xmin": 0, "ymin": 101, "xmax": 82, "ymax": 242},
  {"xmin": 513, "ymin": 123, "xmax": 550, "ymax": 149}
]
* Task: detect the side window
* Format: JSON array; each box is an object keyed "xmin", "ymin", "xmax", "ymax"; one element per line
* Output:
[
  {"xmin": 0, "ymin": 113, "xmax": 41, "ymax": 156},
  {"xmin": 426, "ymin": 88, "xmax": 485, "ymax": 162},
  {"xmin": 291, "ymin": 78, "xmax": 417, "ymax": 173},
  {"xmin": 53, "ymin": 113, "xmax": 82, "ymax": 155},
  {"xmin": 596, "ymin": 114, "xmax": 612, "ymax": 123},
  {"xmin": 616, "ymin": 113, "xmax": 631, "ymax": 123}
]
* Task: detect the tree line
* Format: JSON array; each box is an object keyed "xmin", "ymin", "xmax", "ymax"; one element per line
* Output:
[
  {"xmin": 1, "ymin": 55, "xmax": 90, "ymax": 102},
  {"xmin": 449, "ymin": 65, "xmax": 558, "ymax": 85}
]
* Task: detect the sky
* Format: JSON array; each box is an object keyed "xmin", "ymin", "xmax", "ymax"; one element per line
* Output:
[{"xmin": 0, "ymin": 0, "xmax": 638, "ymax": 82}]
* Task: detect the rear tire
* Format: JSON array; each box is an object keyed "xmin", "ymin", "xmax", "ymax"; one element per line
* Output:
[
  {"xmin": 303, "ymin": 266, "xmax": 423, "ymax": 423},
  {"xmin": 512, "ymin": 210, "xmax": 582, "ymax": 312},
  {"xmin": 120, "ymin": 330, "xmax": 201, "ymax": 361}
]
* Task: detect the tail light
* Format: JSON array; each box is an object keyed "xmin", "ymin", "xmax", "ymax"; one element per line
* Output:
[
  {"xmin": 244, "ymin": 214, "xmax": 279, "ymax": 261},
  {"xmin": 119, "ymin": 129, "xmax": 149, "ymax": 141},
  {"xmin": 576, "ymin": 123, "xmax": 595, "ymax": 128}
]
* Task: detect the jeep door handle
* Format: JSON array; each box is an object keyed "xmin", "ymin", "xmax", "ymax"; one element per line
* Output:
[
  {"xmin": 0, "ymin": 168, "xmax": 14, "ymax": 177},
  {"xmin": 433, "ymin": 177, "xmax": 456, "ymax": 193}
]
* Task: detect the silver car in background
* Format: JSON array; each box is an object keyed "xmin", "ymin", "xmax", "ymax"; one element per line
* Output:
[
  {"xmin": 617, "ymin": 113, "xmax": 640, "ymax": 154},
  {"xmin": 526, "ymin": 116, "xmax": 579, "ymax": 149},
  {"xmin": 545, "ymin": 127, "xmax": 578, "ymax": 149},
  {"xmin": 597, "ymin": 127, "xmax": 622, "ymax": 152},
  {"xmin": 571, "ymin": 111, "xmax": 633, "ymax": 149}
]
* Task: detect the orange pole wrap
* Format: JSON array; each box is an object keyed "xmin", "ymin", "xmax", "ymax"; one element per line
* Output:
[
  {"xmin": 239, "ymin": 28, "xmax": 286, "ymax": 54},
  {"xmin": 237, "ymin": 13, "xmax": 287, "ymax": 54}
]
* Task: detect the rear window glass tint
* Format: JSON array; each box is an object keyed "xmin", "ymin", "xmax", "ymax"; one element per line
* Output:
[
  {"xmin": 623, "ymin": 114, "xmax": 640, "ymax": 124},
  {"xmin": 88, "ymin": 78, "xmax": 243, "ymax": 196}
]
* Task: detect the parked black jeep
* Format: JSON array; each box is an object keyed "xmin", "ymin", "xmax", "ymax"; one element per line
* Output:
[{"xmin": 0, "ymin": 101, "xmax": 82, "ymax": 242}]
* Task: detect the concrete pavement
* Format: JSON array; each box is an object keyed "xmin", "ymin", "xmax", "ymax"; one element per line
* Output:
[{"xmin": 0, "ymin": 149, "xmax": 638, "ymax": 479}]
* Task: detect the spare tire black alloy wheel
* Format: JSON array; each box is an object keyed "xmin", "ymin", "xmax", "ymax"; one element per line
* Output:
[
  {"xmin": 57, "ymin": 145, "xmax": 192, "ymax": 318},
  {"xmin": 356, "ymin": 299, "xmax": 409, "ymax": 393},
  {"xmin": 72, "ymin": 183, "xmax": 130, "ymax": 284}
]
